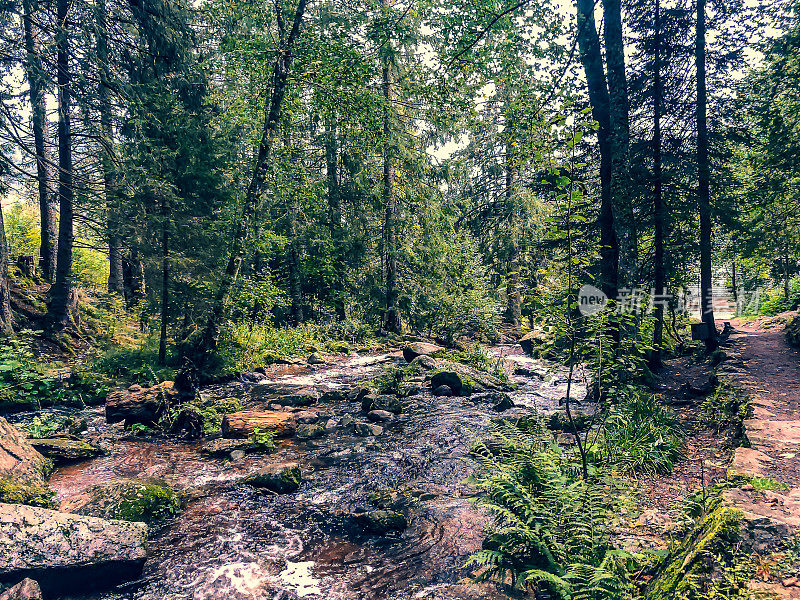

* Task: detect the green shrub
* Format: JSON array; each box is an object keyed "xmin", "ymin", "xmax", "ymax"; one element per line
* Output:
[
  {"xmin": 468, "ymin": 420, "xmax": 632, "ymax": 599},
  {"xmin": 699, "ymin": 382, "xmax": 752, "ymax": 443},
  {"xmin": 758, "ymin": 277, "xmax": 800, "ymax": 316},
  {"xmin": 592, "ymin": 392, "xmax": 685, "ymax": 474},
  {"xmin": 18, "ymin": 415, "xmax": 68, "ymax": 439},
  {"xmin": 444, "ymin": 343, "xmax": 508, "ymax": 382},
  {"xmin": 373, "ymin": 366, "xmax": 411, "ymax": 395},
  {"xmin": 91, "ymin": 337, "xmax": 175, "ymax": 386}
]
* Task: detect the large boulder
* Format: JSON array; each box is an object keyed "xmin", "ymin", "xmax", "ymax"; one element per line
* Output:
[
  {"xmin": 0, "ymin": 418, "xmax": 51, "ymax": 486},
  {"xmin": 431, "ymin": 371, "xmax": 463, "ymax": 395},
  {"xmin": 0, "ymin": 503, "xmax": 147, "ymax": 594},
  {"xmin": 105, "ymin": 381, "xmax": 176, "ymax": 426},
  {"xmin": 519, "ymin": 330, "xmax": 547, "ymax": 356},
  {"xmin": 221, "ymin": 411, "xmax": 295, "ymax": 439},
  {"xmin": 403, "ymin": 342, "xmax": 445, "ymax": 363},
  {"xmin": 0, "ymin": 578, "xmax": 42, "ymax": 600},
  {"xmin": 29, "ymin": 438, "xmax": 103, "ymax": 465}
]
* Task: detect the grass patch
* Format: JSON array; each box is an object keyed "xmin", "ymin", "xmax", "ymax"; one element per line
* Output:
[
  {"xmin": 0, "ymin": 476, "xmax": 56, "ymax": 508},
  {"xmin": 699, "ymin": 382, "xmax": 752, "ymax": 446}
]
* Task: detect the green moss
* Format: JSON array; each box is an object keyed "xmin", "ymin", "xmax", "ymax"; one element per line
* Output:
[
  {"xmin": 243, "ymin": 464, "xmax": 301, "ymax": 493},
  {"xmin": 112, "ymin": 480, "xmax": 180, "ymax": 523},
  {"xmin": 645, "ymin": 501, "xmax": 743, "ymax": 600},
  {"xmin": 0, "ymin": 476, "xmax": 56, "ymax": 508}
]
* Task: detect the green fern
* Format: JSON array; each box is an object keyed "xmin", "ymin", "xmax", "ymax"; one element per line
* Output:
[{"xmin": 467, "ymin": 420, "xmax": 632, "ymax": 600}]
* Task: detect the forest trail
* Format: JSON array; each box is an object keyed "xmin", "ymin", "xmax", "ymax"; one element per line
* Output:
[{"xmin": 723, "ymin": 320, "xmax": 800, "ymax": 598}]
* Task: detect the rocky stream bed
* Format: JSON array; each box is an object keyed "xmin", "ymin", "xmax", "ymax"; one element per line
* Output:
[{"xmin": 3, "ymin": 344, "xmax": 591, "ymax": 600}]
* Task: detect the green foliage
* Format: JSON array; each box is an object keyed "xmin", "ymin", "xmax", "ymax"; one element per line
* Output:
[
  {"xmin": 468, "ymin": 420, "xmax": 632, "ymax": 599},
  {"xmin": 758, "ymin": 278, "xmax": 800, "ymax": 316},
  {"xmin": 699, "ymin": 382, "xmax": 752, "ymax": 443},
  {"xmin": 3, "ymin": 202, "xmax": 40, "ymax": 258},
  {"xmin": 128, "ymin": 423, "xmax": 154, "ymax": 436},
  {"xmin": 249, "ymin": 427, "xmax": 277, "ymax": 452},
  {"xmin": 227, "ymin": 273, "xmax": 289, "ymax": 324},
  {"xmin": 18, "ymin": 415, "xmax": 68, "ymax": 439},
  {"xmin": 112, "ymin": 480, "xmax": 180, "ymax": 523},
  {"xmin": 91, "ymin": 337, "xmax": 176, "ymax": 386},
  {"xmin": 591, "ymin": 392, "xmax": 685, "ymax": 474},
  {"xmin": 0, "ymin": 333, "xmax": 112, "ymax": 411},
  {"xmin": 443, "ymin": 343, "xmax": 508, "ymax": 382},
  {"xmin": 0, "ymin": 476, "xmax": 56, "ymax": 509},
  {"xmin": 373, "ymin": 365, "xmax": 411, "ymax": 395}
]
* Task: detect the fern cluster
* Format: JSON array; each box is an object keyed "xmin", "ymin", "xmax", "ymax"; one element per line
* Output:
[{"xmin": 468, "ymin": 420, "xmax": 632, "ymax": 600}]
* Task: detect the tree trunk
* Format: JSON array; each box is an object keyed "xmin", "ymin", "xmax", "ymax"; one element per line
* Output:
[
  {"xmin": 602, "ymin": 0, "xmax": 635, "ymax": 288},
  {"xmin": 325, "ymin": 116, "xmax": 346, "ymax": 320},
  {"xmin": 221, "ymin": 411, "xmax": 295, "ymax": 439},
  {"xmin": 503, "ymin": 96, "xmax": 522, "ymax": 325},
  {"xmin": 382, "ymin": 0, "xmax": 401, "ymax": 334},
  {"xmin": 158, "ymin": 194, "xmax": 170, "ymax": 365},
  {"xmin": 0, "ymin": 204, "xmax": 14, "ymax": 335},
  {"xmin": 47, "ymin": 0, "xmax": 75, "ymax": 331},
  {"xmin": 22, "ymin": 0, "xmax": 57, "ymax": 282},
  {"xmin": 96, "ymin": 0, "xmax": 125, "ymax": 297},
  {"xmin": 696, "ymin": 0, "xmax": 716, "ymax": 350},
  {"xmin": 652, "ymin": 0, "xmax": 665, "ymax": 367},
  {"xmin": 575, "ymin": 0, "xmax": 619, "ymax": 308},
  {"xmin": 199, "ymin": 0, "xmax": 308, "ymax": 354}
]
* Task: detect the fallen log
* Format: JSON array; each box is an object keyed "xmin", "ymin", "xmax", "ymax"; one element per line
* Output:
[{"xmin": 221, "ymin": 411, "xmax": 295, "ymax": 439}]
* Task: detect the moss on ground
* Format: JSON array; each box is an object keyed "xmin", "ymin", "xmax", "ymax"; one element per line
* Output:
[
  {"xmin": 112, "ymin": 480, "xmax": 180, "ymax": 523},
  {"xmin": 645, "ymin": 500, "xmax": 743, "ymax": 599}
]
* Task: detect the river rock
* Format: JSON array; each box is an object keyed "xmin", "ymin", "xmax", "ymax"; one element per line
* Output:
[
  {"xmin": 320, "ymin": 390, "xmax": 346, "ymax": 403},
  {"xmin": 368, "ymin": 410, "xmax": 394, "ymax": 423},
  {"xmin": 354, "ymin": 422, "xmax": 383, "ymax": 436},
  {"xmin": 221, "ymin": 411, "xmax": 295, "ymax": 439},
  {"xmin": 295, "ymin": 424, "xmax": 325, "ymax": 440},
  {"xmin": 308, "ymin": 352, "xmax": 326, "ymax": 365},
  {"xmin": 354, "ymin": 509, "xmax": 407, "ymax": 534},
  {"xmin": 431, "ymin": 371, "xmax": 463, "ymax": 394},
  {"xmin": 491, "ymin": 395, "xmax": 514, "ymax": 411},
  {"xmin": 59, "ymin": 479, "xmax": 179, "ymax": 524},
  {"xmin": 0, "ymin": 418, "xmax": 50, "ymax": 486},
  {"xmin": 201, "ymin": 438, "xmax": 256, "ymax": 457},
  {"xmin": 276, "ymin": 388, "xmax": 319, "ymax": 407},
  {"xmin": 0, "ymin": 503, "xmax": 147, "ymax": 593},
  {"xmin": 403, "ymin": 342, "xmax": 445, "ymax": 363},
  {"xmin": 29, "ymin": 438, "xmax": 103, "ymax": 465},
  {"xmin": 433, "ymin": 385, "xmax": 453, "ymax": 397},
  {"xmin": 242, "ymin": 462, "xmax": 302, "ymax": 493},
  {"xmin": 519, "ymin": 330, "xmax": 546, "ymax": 355},
  {"xmin": 0, "ymin": 578, "xmax": 42, "ymax": 600},
  {"xmin": 294, "ymin": 411, "xmax": 319, "ymax": 424},
  {"xmin": 362, "ymin": 394, "xmax": 402, "ymax": 414},
  {"xmin": 105, "ymin": 381, "xmax": 176, "ymax": 426}
]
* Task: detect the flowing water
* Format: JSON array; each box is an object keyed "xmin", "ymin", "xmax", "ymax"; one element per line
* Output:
[{"xmin": 9, "ymin": 345, "xmax": 590, "ymax": 600}]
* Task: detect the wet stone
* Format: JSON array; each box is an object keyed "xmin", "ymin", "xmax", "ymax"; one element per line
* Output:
[
  {"xmin": 295, "ymin": 424, "xmax": 325, "ymax": 440},
  {"xmin": 433, "ymin": 385, "xmax": 453, "ymax": 397},
  {"xmin": 277, "ymin": 389, "xmax": 319, "ymax": 407},
  {"xmin": 353, "ymin": 422, "xmax": 382, "ymax": 437},
  {"xmin": 308, "ymin": 352, "xmax": 326, "ymax": 365},
  {"xmin": 362, "ymin": 394, "xmax": 402, "ymax": 414},
  {"xmin": 354, "ymin": 509, "xmax": 407, "ymax": 534},
  {"xmin": 242, "ymin": 462, "xmax": 302, "ymax": 494},
  {"xmin": 431, "ymin": 371, "xmax": 463, "ymax": 395},
  {"xmin": 319, "ymin": 390, "xmax": 346, "ymax": 403},
  {"xmin": 201, "ymin": 437, "xmax": 255, "ymax": 457},
  {"xmin": 0, "ymin": 577, "xmax": 42, "ymax": 600},
  {"xmin": 294, "ymin": 411, "xmax": 319, "ymax": 424},
  {"xmin": 367, "ymin": 410, "xmax": 394, "ymax": 423}
]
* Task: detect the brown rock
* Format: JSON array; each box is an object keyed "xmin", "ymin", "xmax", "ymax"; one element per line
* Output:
[
  {"xmin": 105, "ymin": 381, "xmax": 176, "ymax": 426},
  {"xmin": 403, "ymin": 342, "xmax": 445, "ymax": 363},
  {"xmin": 0, "ymin": 578, "xmax": 42, "ymax": 600},
  {"xmin": 0, "ymin": 503, "xmax": 147, "ymax": 594},
  {"xmin": 29, "ymin": 438, "xmax": 103, "ymax": 465},
  {"xmin": 519, "ymin": 330, "xmax": 546, "ymax": 355},
  {"xmin": 221, "ymin": 411, "xmax": 295, "ymax": 439},
  {"xmin": 0, "ymin": 418, "xmax": 50, "ymax": 486},
  {"xmin": 728, "ymin": 447, "xmax": 774, "ymax": 479}
]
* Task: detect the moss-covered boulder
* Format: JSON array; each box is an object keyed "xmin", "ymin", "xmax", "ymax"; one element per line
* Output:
[
  {"xmin": 61, "ymin": 479, "xmax": 180, "ymax": 524},
  {"xmin": 0, "ymin": 418, "xmax": 52, "ymax": 485},
  {"xmin": 354, "ymin": 509, "xmax": 407, "ymax": 534},
  {"xmin": 295, "ymin": 423, "xmax": 325, "ymax": 440},
  {"xmin": 29, "ymin": 438, "xmax": 103, "ymax": 465},
  {"xmin": 403, "ymin": 342, "xmax": 445, "ymax": 363},
  {"xmin": 0, "ymin": 477, "xmax": 55, "ymax": 508},
  {"xmin": 361, "ymin": 394, "xmax": 402, "ymax": 414},
  {"xmin": 430, "ymin": 371, "xmax": 463, "ymax": 394},
  {"xmin": 242, "ymin": 463, "xmax": 302, "ymax": 493}
]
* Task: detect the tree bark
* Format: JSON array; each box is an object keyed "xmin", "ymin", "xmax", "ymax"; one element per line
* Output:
[
  {"xmin": 575, "ymin": 0, "xmax": 619, "ymax": 307},
  {"xmin": 47, "ymin": 0, "xmax": 75, "ymax": 331},
  {"xmin": 199, "ymin": 0, "xmax": 308, "ymax": 354},
  {"xmin": 96, "ymin": 0, "xmax": 125, "ymax": 297},
  {"xmin": 696, "ymin": 0, "xmax": 716, "ymax": 350},
  {"xmin": 652, "ymin": 0, "xmax": 665, "ymax": 367},
  {"xmin": 602, "ymin": 0, "xmax": 635, "ymax": 287},
  {"xmin": 382, "ymin": 0, "xmax": 401, "ymax": 333},
  {"xmin": 22, "ymin": 0, "xmax": 57, "ymax": 282},
  {"xmin": 0, "ymin": 204, "xmax": 14, "ymax": 335},
  {"xmin": 325, "ymin": 116, "xmax": 346, "ymax": 320},
  {"xmin": 158, "ymin": 194, "xmax": 170, "ymax": 365}
]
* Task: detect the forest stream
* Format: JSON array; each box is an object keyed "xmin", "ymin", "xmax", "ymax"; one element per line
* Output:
[{"xmin": 8, "ymin": 346, "xmax": 589, "ymax": 600}]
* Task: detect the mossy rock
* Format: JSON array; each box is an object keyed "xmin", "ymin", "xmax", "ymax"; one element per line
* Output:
[
  {"xmin": 645, "ymin": 500, "xmax": 743, "ymax": 599},
  {"xmin": 242, "ymin": 463, "xmax": 302, "ymax": 493},
  {"xmin": 0, "ymin": 476, "xmax": 56, "ymax": 508},
  {"xmin": 67, "ymin": 479, "xmax": 180, "ymax": 524},
  {"xmin": 354, "ymin": 509, "xmax": 407, "ymax": 534},
  {"xmin": 212, "ymin": 397, "xmax": 243, "ymax": 414},
  {"xmin": 430, "ymin": 371, "xmax": 463, "ymax": 395},
  {"xmin": 361, "ymin": 394, "xmax": 402, "ymax": 414},
  {"xmin": 295, "ymin": 423, "xmax": 325, "ymax": 440}
]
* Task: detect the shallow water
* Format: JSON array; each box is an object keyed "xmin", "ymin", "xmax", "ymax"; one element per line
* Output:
[{"xmin": 11, "ymin": 346, "xmax": 589, "ymax": 600}]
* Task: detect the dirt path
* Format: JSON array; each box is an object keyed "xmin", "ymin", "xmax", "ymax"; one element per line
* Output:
[{"xmin": 726, "ymin": 321, "xmax": 800, "ymax": 486}]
